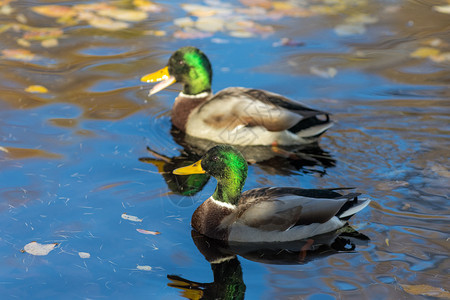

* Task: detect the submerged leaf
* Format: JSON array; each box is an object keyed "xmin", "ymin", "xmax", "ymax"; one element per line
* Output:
[
  {"xmin": 23, "ymin": 241, "xmax": 58, "ymax": 256},
  {"xmin": 121, "ymin": 213, "xmax": 143, "ymax": 222}
]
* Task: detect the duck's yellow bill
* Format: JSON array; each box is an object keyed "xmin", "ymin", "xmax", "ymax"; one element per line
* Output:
[
  {"xmin": 141, "ymin": 66, "xmax": 177, "ymax": 96},
  {"xmin": 140, "ymin": 66, "xmax": 170, "ymax": 83},
  {"xmin": 173, "ymin": 160, "xmax": 206, "ymax": 175}
]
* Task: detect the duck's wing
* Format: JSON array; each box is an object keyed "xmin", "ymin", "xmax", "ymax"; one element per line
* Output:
[
  {"xmin": 235, "ymin": 187, "xmax": 357, "ymax": 232},
  {"xmin": 197, "ymin": 87, "xmax": 331, "ymax": 134}
]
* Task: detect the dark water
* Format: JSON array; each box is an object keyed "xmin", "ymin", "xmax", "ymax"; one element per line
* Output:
[{"xmin": 1, "ymin": 0, "xmax": 449, "ymax": 299}]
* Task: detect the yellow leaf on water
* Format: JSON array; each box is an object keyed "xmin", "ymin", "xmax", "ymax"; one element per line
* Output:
[
  {"xmin": 88, "ymin": 16, "xmax": 129, "ymax": 31},
  {"xmin": 97, "ymin": 8, "xmax": 147, "ymax": 22},
  {"xmin": 144, "ymin": 30, "xmax": 166, "ymax": 36},
  {"xmin": 31, "ymin": 5, "xmax": 77, "ymax": 18},
  {"xmin": 385, "ymin": 238, "xmax": 389, "ymax": 246},
  {"xmin": 23, "ymin": 241, "xmax": 58, "ymax": 256},
  {"xmin": 17, "ymin": 38, "xmax": 31, "ymax": 47},
  {"xmin": 41, "ymin": 38, "xmax": 58, "ymax": 48},
  {"xmin": 400, "ymin": 284, "xmax": 450, "ymax": 298},
  {"xmin": 272, "ymin": 1, "xmax": 295, "ymax": 10},
  {"xmin": 25, "ymin": 85, "xmax": 48, "ymax": 93},
  {"xmin": 133, "ymin": 0, "xmax": 163, "ymax": 13},
  {"xmin": 410, "ymin": 47, "xmax": 440, "ymax": 58}
]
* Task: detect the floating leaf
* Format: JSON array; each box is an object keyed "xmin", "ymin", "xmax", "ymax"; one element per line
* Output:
[
  {"xmin": 97, "ymin": 8, "xmax": 147, "ymax": 22},
  {"xmin": 17, "ymin": 38, "xmax": 31, "ymax": 47},
  {"xmin": 133, "ymin": 0, "xmax": 163, "ymax": 13},
  {"xmin": 385, "ymin": 238, "xmax": 389, "ymax": 246},
  {"xmin": 73, "ymin": 3, "xmax": 115, "ymax": 12},
  {"xmin": 195, "ymin": 17, "xmax": 225, "ymax": 32},
  {"xmin": 174, "ymin": 29, "xmax": 213, "ymax": 39},
  {"xmin": 23, "ymin": 241, "xmax": 58, "ymax": 256},
  {"xmin": 88, "ymin": 16, "xmax": 129, "ymax": 31},
  {"xmin": 345, "ymin": 14, "xmax": 378, "ymax": 25},
  {"xmin": 400, "ymin": 284, "xmax": 450, "ymax": 298},
  {"xmin": 25, "ymin": 85, "xmax": 48, "ymax": 93},
  {"xmin": 174, "ymin": 17, "xmax": 195, "ymax": 28},
  {"xmin": 240, "ymin": 0, "xmax": 272, "ymax": 9},
  {"xmin": 137, "ymin": 265, "xmax": 152, "ymax": 271},
  {"xmin": 78, "ymin": 252, "xmax": 91, "ymax": 258},
  {"xmin": 121, "ymin": 213, "xmax": 143, "ymax": 222},
  {"xmin": 137, "ymin": 228, "xmax": 161, "ymax": 235},
  {"xmin": 410, "ymin": 47, "xmax": 440, "ymax": 58},
  {"xmin": 0, "ymin": 3, "xmax": 13, "ymax": 15},
  {"xmin": 23, "ymin": 28, "xmax": 63, "ymax": 41},
  {"xmin": 1, "ymin": 48, "xmax": 36, "ymax": 61},
  {"xmin": 41, "ymin": 38, "xmax": 58, "ymax": 48},
  {"xmin": 181, "ymin": 4, "xmax": 217, "ymax": 17},
  {"xmin": 144, "ymin": 30, "xmax": 166, "ymax": 36},
  {"xmin": 31, "ymin": 5, "xmax": 77, "ymax": 18}
]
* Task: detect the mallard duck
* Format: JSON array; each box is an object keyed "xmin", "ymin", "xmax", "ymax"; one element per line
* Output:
[
  {"xmin": 173, "ymin": 145, "xmax": 370, "ymax": 243},
  {"xmin": 141, "ymin": 47, "xmax": 333, "ymax": 146}
]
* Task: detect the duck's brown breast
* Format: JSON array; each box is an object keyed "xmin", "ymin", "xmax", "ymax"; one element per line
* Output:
[
  {"xmin": 172, "ymin": 94, "xmax": 209, "ymax": 131},
  {"xmin": 191, "ymin": 198, "xmax": 235, "ymax": 240}
]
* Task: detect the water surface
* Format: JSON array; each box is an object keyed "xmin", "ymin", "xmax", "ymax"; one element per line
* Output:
[{"xmin": 0, "ymin": 0, "xmax": 449, "ymax": 299}]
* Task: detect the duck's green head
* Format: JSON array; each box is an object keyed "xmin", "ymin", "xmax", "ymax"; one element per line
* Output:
[
  {"xmin": 141, "ymin": 47, "xmax": 212, "ymax": 96},
  {"xmin": 173, "ymin": 145, "xmax": 248, "ymax": 205}
]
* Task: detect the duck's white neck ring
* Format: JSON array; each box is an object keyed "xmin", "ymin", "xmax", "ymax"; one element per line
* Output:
[
  {"xmin": 179, "ymin": 91, "xmax": 210, "ymax": 99},
  {"xmin": 210, "ymin": 196, "xmax": 236, "ymax": 210}
]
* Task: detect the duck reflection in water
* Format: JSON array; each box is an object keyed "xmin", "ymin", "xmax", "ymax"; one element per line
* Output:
[
  {"xmin": 139, "ymin": 127, "xmax": 336, "ymax": 198},
  {"xmin": 168, "ymin": 229, "xmax": 369, "ymax": 300}
]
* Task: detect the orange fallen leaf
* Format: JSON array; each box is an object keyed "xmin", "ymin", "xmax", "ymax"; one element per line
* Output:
[
  {"xmin": 31, "ymin": 5, "xmax": 77, "ymax": 18},
  {"xmin": 97, "ymin": 8, "xmax": 147, "ymax": 22},
  {"xmin": 1, "ymin": 48, "xmax": 36, "ymax": 61},
  {"xmin": 137, "ymin": 228, "xmax": 161, "ymax": 235},
  {"xmin": 23, "ymin": 28, "xmax": 63, "ymax": 41}
]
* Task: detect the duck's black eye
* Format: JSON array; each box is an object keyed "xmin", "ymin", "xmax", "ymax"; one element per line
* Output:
[
  {"xmin": 179, "ymin": 60, "xmax": 185, "ymax": 65},
  {"xmin": 212, "ymin": 156, "xmax": 218, "ymax": 162}
]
